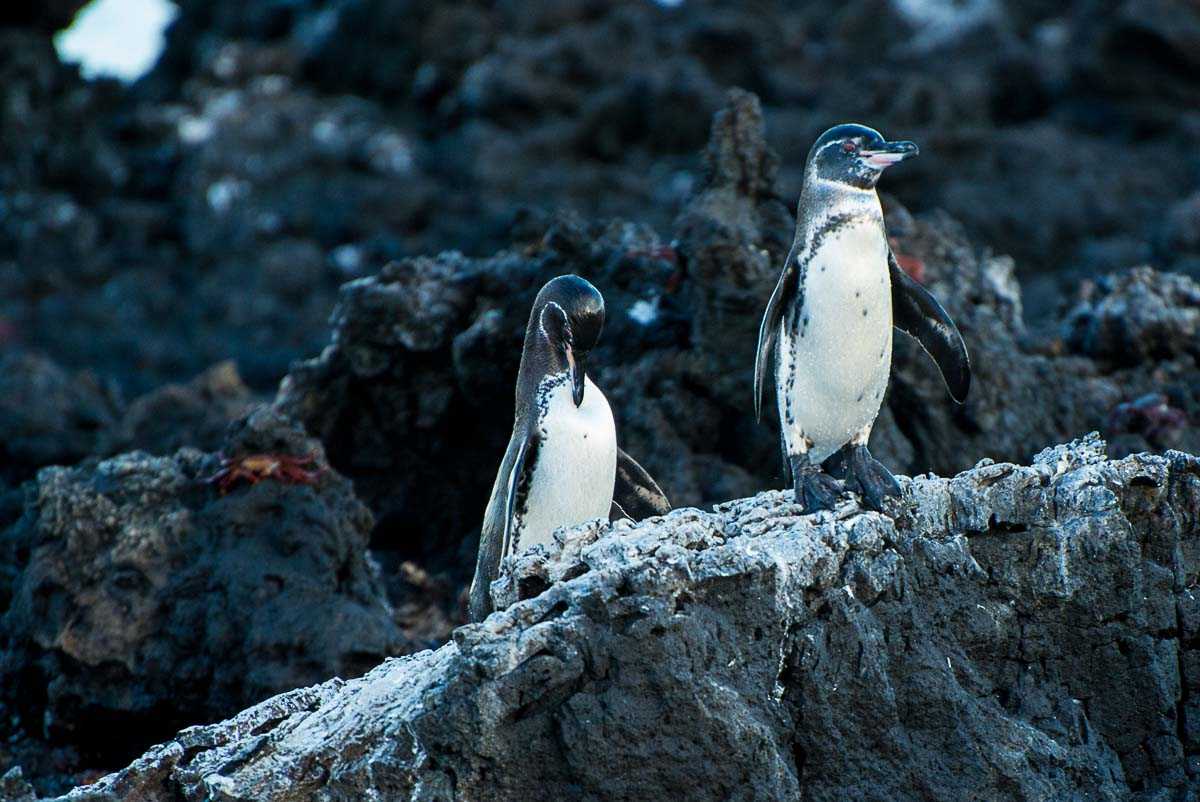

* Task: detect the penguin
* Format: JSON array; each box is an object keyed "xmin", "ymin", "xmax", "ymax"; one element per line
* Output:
[
  {"xmin": 753, "ymin": 123, "xmax": 970, "ymax": 514},
  {"xmin": 468, "ymin": 275, "xmax": 670, "ymax": 622}
]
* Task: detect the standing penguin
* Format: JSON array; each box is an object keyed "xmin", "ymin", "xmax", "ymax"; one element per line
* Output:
[
  {"xmin": 468, "ymin": 275, "xmax": 670, "ymax": 621},
  {"xmin": 754, "ymin": 124, "xmax": 970, "ymax": 513}
]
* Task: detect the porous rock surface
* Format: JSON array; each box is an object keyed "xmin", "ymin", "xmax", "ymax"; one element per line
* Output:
[
  {"xmin": 27, "ymin": 435, "xmax": 1200, "ymax": 801},
  {"xmin": 0, "ymin": 408, "xmax": 402, "ymax": 770}
]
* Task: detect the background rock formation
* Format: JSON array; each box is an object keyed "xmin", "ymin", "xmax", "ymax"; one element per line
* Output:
[
  {"xmin": 14, "ymin": 437, "xmax": 1199, "ymax": 801},
  {"xmin": 0, "ymin": 410, "xmax": 401, "ymax": 784},
  {"xmin": 6, "ymin": 0, "xmax": 1200, "ymax": 396}
]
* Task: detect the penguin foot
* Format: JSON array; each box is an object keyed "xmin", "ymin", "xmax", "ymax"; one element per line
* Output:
[
  {"xmin": 792, "ymin": 466, "xmax": 843, "ymax": 513},
  {"xmin": 846, "ymin": 446, "xmax": 901, "ymax": 512}
]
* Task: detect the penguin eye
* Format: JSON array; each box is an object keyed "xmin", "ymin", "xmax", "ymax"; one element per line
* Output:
[{"xmin": 842, "ymin": 141, "xmax": 857, "ymax": 154}]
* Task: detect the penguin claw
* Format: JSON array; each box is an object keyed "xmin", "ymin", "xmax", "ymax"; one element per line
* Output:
[
  {"xmin": 847, "ymin": 446, "xmax": 901, "ymax": 512},
  {"xmin": 794, "ymin": 469, "xmax": 843, "ymax": 514}
]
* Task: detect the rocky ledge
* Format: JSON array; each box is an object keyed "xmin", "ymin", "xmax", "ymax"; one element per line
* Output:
[{"xmin": 7, "ymin": 434, "xmax": 1196, "ymax": 801}]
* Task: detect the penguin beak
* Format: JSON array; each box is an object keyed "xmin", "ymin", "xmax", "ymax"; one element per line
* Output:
[
  {"xmin": 860, "ymin": 140, "xmax": 919, "ymax": 169},
  {"xmin": 567, "ymin": 347, "xmax": 586, "ymax": 407}
]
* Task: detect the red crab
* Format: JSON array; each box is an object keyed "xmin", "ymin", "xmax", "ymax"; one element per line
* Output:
[{"xmin": 206, "ymin": 452, "xmax": 323, "ymax": 494}]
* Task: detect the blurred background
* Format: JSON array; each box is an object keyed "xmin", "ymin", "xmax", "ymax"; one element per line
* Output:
[{"xmin": 2, "ymin": 0, "xmax": 1200, "ymax": 794}]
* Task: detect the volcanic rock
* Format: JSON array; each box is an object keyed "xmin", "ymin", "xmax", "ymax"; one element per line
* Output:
[
  {"xmin": 0, "ymin": 408, "xmax": 402, "ymax": 770},
  {"xmin": 37, "ymin": 436, "xmax": 1200, "ymax": 801}
]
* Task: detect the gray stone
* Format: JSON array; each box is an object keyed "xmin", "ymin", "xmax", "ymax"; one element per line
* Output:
[{"xmin": 40, "ymin": 437, "xmax": 1200, "ymax": 801}]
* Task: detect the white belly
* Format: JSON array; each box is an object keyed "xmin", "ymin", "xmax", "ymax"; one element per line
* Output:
[
  {"xmin": 776, "ymin": 220, "xmax": 893, "ymax": 464},
  {"xmin": 513, "ymin": 375, "xmax": 617, "ymax": 553}
]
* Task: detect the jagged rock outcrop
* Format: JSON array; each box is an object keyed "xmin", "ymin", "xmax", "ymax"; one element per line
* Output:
[
  {"xmin": 22, "ymin": 436, "xmax": 1200, "ymax": 801},
  {"xmin": 0, "ymin": 408, "xmax": 402, "ymax": 772},
  {"xmin": 674, "ymin": 88, "xmax": 791, "ymax": 410}
]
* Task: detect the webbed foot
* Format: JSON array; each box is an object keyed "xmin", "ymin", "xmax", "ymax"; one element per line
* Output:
[
  {"xmin": 790, "ymin": 454, "xmax": 843, "ymax": 513},
  {"xmin": 846, "ymin": 445, "xmax": 901, "ymax": 511}
]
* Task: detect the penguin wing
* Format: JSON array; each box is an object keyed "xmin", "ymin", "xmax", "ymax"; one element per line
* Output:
[
  {"xmin": 468, "ymin": 431, "xmax": 534, "ymax": 622},
  {"xmin": 888, "ymin": 249, "xmax": 971, "ymax": 403},
  {"xmin": 753, "ymin": 237, "xmax": 803, "ymax": 421},
  {"xmin": 610, "ymin": 448, "xmax": 671, "ymax": 521}
]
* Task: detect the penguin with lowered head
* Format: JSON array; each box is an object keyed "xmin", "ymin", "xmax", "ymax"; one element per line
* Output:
[{"xmin": 469, "ymin": 275, "xmax": 670, "ymax": 622}]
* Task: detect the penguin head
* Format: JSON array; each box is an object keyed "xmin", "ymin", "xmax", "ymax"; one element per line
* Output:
[
  {"xmin": 807, "ymin": 123, "xmax": 918, "ymax": 190},
  {"xmin": 532, "ymin": 275, "xmax": 605, "ymax": 406}
]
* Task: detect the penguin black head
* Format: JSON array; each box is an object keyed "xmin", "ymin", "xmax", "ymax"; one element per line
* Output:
[
  {"xmin": 807, "ymin": 123, "xmax": 918, "ymax": 190},
  {"xmin": 528, "ymin": 275, "xmax": 605, "ymax": 406}
]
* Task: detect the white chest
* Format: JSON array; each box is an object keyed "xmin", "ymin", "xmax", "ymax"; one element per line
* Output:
[
  {"xmin": 512, "ymin": 374, "xmax": 617, "ymax": 553},
  {"xmin": 776, "ymin": 214, "xmax": 893, "ymax": 463}
]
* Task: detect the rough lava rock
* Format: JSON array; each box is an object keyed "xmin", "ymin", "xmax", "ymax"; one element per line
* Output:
[
  {"xmin": 674, "ymin": 88, "xmax": 791, "ymax": 410},
  {"xmin": 0, "ymin": 408, "xmax": 402, "ymax": 770},
  {"xmin": 23, "ymin": 435, "xmax": 1200, "ymax": 801},
  {"xmin": 8, "ymin": 0, "xmax": 1200, "ymax": 399},
  {"xmin": 1064, "ymin": 266, "xmax": 1200, "ymax": 366},
  {"xmin": 142, "ymin": 0, "xmax": 1200, "ymax": 287}
]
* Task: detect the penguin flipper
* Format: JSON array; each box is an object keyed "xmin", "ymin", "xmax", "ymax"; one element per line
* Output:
[
  {"xmin": 754, "ymin": 240, "xmax": 802, "ymax": 421},
  {"xmin": 888, "ymin": 249, "xmax": 971, "ymax": 403},
  {"xmin": 611, "ymin": 448, "xmax": 671, "ymax": 520},
  {"xmin": 468, "ymin": 433, "xmax": 533, "ymax": 622}
]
